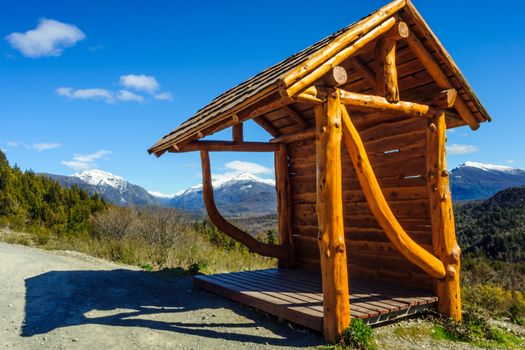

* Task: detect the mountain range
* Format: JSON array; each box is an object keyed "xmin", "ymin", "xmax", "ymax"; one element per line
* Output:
[
  {"xmin": 449, "ymin": 161, "xmax": 525, "ymax": 201},
  {"xmin": 43, "ymin": 161, "xmax": 525, "ymax": 213}
]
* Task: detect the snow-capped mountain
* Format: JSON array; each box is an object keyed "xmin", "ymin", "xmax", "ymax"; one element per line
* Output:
[
  {"xmin": 450, "ymin": 162, "xmax": 525, "ymax": 201},
  {"xmin": 73, "ymin": 169, "xmax": 128, "ymax": 190},
  {"xmin": 44, "ymin": 169, "xmax": 160, "ymax": 206},
  {"xmin": 168, "ymin": 173, "xmax": 277, "ymax": 215}
]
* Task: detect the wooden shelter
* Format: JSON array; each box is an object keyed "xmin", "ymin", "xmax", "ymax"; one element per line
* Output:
[{"xmin": 149, "ymin": 0, "xmax": 490, "ymax": 342}]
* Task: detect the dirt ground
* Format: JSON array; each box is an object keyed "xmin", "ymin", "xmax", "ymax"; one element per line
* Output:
[
  {"xmin": 0, "ymin": 242, "xmax": 324, "ymax": 349},
  {"xmin": 1, "ymin": 241, "xmax": 523, "ymax": 350}
]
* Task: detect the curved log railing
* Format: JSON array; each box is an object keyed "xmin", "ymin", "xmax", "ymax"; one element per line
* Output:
[
  {"xmin": 200, "ymin": 150, "xmax": 288, "ymax": 260},
  {"xmin": 340, "ymin": 104, "xmax": 446, "ymax": 279}
]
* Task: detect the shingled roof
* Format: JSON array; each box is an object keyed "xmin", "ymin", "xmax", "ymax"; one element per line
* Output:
[{"xmin": 148, "ymin": 0, "xmax": 490, "ymax": 156}]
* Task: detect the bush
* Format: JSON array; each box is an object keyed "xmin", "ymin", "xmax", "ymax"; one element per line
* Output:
[
  {"xmin": 341, "ymin": 319, "xmax": 376, "ymax": 350},
  {"xmin": 463, "ymin": 282, "xmax": 525, "ymax": 323},
  {"xmin": 435, "ymin": 306, "xmax": 509, "ymax": 343}
]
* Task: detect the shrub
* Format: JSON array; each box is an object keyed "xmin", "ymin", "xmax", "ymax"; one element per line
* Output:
[
  {"xmin": 341, "ymin": 319, "xmax": 376, "ymax": 350},
  {"xmin": 435, "ymin": 306, "xmax": 509, "ymax": 343},
  {"xmin": 463, "ymin": 282, "xmax": 525, "ymax": 323}
]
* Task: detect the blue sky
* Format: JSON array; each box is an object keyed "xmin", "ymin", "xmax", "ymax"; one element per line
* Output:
[{"xmin": 1, "ymin": 0, "xmax": 524, "ymax": 195}]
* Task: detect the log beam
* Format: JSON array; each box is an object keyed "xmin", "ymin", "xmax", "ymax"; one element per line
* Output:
[
  {"xmin": 284, "ymin": 17, "xmax": 397, "ymax": 98},
  {"xmin": 271, "ymin": 127, "xmax": 316, "ymax": 144},
  {"xmin": 340, "ymin": 104, "xmax": 446, "ymax": 279},
  {"xmin": 323, "ymin": 66, "xmax": 348, "ymax": 87},
  {"xmin": 405, "ymin": 33, "xmax": 480, "ymax": 130},
  {"xmin": 200, "ymin": 150, "xmax": 288, "ymax": 259},
  {"xmin": 284, "ymin": 106, "xmax": 309, "ymax": 128},
  {"xmin": 375, "ymin": 21, "xmax": 409, "ymax": 102},
  {"xmin": 253, "ymin": 115, "xmax": 281, "ymax": 137},
  {"xmin": 315, "ymin": 90, "xmax": 350, "ymax": 343},
  {"xmin": 275, "ymin": 144, "xmax": 295, "ymax": 267},
  {"xmin": 431, "ymin": 89, "xmax": 457, "ymax": 109},
  {"xmin": 349, "ymin": 56, "xmax": 379, "ymax": 92},
  {"xmin": 232, "ymin": 123, "xmax": 243, "ymax": 143},
  {"xmin": 281, "ymin": 0, "xmax": 405, "ymax": 88},
  {"xmin": 340, "ymin": 89, "xmax": 440, "ymax": 118},
  {"xmin": 174, "ymin": 141, "xmax": 279, "ymax": 153},
  {"xmin": 426, "ymin": 113, "xmax": 462, "ymax": 321}
]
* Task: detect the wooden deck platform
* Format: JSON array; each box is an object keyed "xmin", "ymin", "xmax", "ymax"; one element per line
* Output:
[{"xmin": 194, "ymin": 268, "xmax": 437, "ymax": 331}]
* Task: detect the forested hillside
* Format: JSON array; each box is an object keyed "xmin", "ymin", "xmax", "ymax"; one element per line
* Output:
[
  {"xmin": 456, "ymin": 187, "xmax": 525, "ymax": 262},
  {"xmin": 0, "ymin": 150, "xmax": 107, "ymax": 236}
]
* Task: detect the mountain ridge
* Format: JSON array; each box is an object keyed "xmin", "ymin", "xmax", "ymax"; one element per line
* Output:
[
  {"xmin": 450, "ymin": 162, "xmax": 525, "ymax": 201},
  {"xmin": 41, "ymin": 161, "xmax": 525, "ymax": 209}
]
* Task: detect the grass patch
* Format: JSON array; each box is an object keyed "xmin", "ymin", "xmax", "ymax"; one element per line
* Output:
[{"xmin": 393, "ymin": 324, "xmax": 433, "ymax": 338}]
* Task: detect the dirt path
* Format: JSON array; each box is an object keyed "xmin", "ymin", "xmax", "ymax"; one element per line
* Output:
[{"xmin": 0, "ymin": 242, "xmax": 324, "ymax": 349}]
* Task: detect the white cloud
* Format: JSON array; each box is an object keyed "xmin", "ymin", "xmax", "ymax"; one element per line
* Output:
[
  {"xmin": 61, "ymin": 160, "xmax": 91, "ymax": 170},
  {"xmin": 31, "ymin": 143, "xmax": 61, "ymax": 151},
  {"xmin": 62, "ymin": 150, "xmax": 111, "ymax": 170},
  {"xmin": 116, "ymin": 90, "xmax": 144, "ymax": 102},
  {"xmin": 148, "ymin": 191, "xmax": 175, "ymax": 199},
  {"xmin": 447, "ymin": 144, "xmax": 479, "ymax": 155},
  {"xmin": 57, "ymin": 87, "xmax": 114, "ymax": 103},
  {"xmin": 120, "ymin": 74, "xmax": 159, "ymax": 93},
  {"xmin": 5, "ymin": 141, "xmax": 61, "ymax": 152},
  {"xmin": 5, "ymin": 18, "xmax": 85, "ymax": 58},
  {"xmin": 505, "ymin": 159, "xmax": 515, "ymax": 164},
  {"xmin": 225, "ymin": 160, "xmax": 272, "ymax": 174},
  {"xmin": 154, "ymin": 92, "xmax": 173, "ymax": 101},
  {"xmin": 7, "ymin": 141, "xmax": 22, "ymax": 148}
]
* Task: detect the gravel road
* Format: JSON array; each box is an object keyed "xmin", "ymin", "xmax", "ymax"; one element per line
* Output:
[{"xmin": 0, "ymin": 242, "xmax": 324, "ymax": 349}]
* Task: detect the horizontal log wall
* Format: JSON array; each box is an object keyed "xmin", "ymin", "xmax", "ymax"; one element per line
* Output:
[{"xmin": 289, "ymin": 116, "xmax": 433, "ymax": 289}]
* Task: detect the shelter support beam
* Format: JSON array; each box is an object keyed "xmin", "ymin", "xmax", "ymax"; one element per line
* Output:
[
  {"xmin": 426, "ymin": 113, "xmax": 462, "ymax": 321},
  {"xmin": 275, "ymin": 144, "xmax": 295, "ymax": 267},
  {"xmin": 232, "ymin": 123, "xmax": 243, "ymax": 143},
  {"xmin": 200, "ymin": 150, "xmax": 288, "ymax": 259},
  {"xmin": 315, "ymin": 90, "xmax": 350, "ymax": 343},
  {"xmin": 281, "ymin": 0, "xmax": 405, "ymax": 88},
  {"xmin": 340, "ymin": 104, "xmax": 446, "ymax": 279},
  {"xmin": 340, "ymin": 89, "xmax": 440, "ymax": 117},
  {"xmin": 375, "ymin": 21, "xmax": 409, "ymax": 102},
  {"xmin": 174, "ymin": 141, "xmax": 279, "ymax": 153},
  {"xmin": 283, "ymin": 17, "xmax": 397, "ymax": 98}
]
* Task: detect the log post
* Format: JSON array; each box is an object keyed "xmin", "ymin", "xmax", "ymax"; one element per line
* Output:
[
  {"xmin": 375, "ymin": 22, "xmax": 409, "ymax": 103},
  {"xmin": 315, "ymin": 89, "xmax": 350, "ymax": 342},
  {"xmin": 275, "ymin": 144, "xmax": 295, "ymax": 267},
  {"xmin": 426, "ymin": 112, "xmax": 462, "ymax": 321},
  {"xmin": 232, "ymin": 123, "xmax": 243, "ymax": 143}
]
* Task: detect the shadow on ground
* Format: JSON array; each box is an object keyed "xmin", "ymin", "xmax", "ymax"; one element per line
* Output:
[{"xmin": 22, "ymin": 269, "xmax": 323, "ymax": 347}]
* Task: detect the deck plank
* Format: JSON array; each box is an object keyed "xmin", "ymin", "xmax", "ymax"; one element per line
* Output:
[{"xmin": 193, "ymin": 268, "xmax": 436, "ymax": 332}]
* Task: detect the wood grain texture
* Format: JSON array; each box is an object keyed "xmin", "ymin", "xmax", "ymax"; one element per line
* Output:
[
  {"xmin": 286, "ymin": 17, "xmax": 397, "ymax": 97},
  {"xmin": 194, "ymin": 268, "xmax": 437, "ymax": 332},
  {"xmin": 315, "ymin": 91, "xmax": 350, "ymax": 342},
  {"xmin": 340, "ymin": 105, "xmax": 445, "ymax": 279},
  {"xmin": 426, "ymin": 113, "xmax": 462, "ymax": 320},
  {"xmin": 275, "ymin": 144, "xmax": 295, "ymax": 267}
]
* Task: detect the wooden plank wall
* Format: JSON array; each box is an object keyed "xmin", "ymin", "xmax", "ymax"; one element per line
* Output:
[{"xmin": 288, "ymin": 116, "xmax": 433, "ymax": 290}]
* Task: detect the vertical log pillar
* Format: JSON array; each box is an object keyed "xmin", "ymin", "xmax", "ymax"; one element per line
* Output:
[
  {"xmin": 232, "ymin": 123, "xmax": 243, "ymax": 143},
  {"xmin": 375, "ymin": 21, "xmax": 409, "ymax": 103},
  {"xmin": 315, "ymin": 89, "xmax": 350, "ymax": 342},
  {"xmin": 275, "ymin": 144, "xmax": 295, "ymax": 267},
  {"xmin": 426, "ymin": 112, "xmax": 462, "ymax": 321}
]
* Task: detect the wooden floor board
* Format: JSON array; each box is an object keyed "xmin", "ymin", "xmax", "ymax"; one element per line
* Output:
[{"xmin": 194, "ymin": 268, "xmax": 436, "ymax": 332}]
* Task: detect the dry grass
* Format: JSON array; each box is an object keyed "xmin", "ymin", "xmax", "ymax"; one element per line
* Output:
[{"xmin": 0, "ymin": 207, "xmax": 275, "ymax": 274}]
